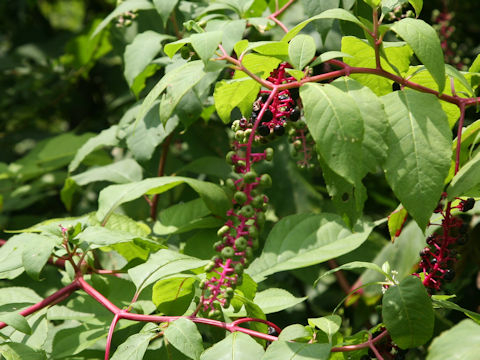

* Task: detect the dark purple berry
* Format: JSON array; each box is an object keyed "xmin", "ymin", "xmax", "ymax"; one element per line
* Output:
[
  {"xmin": 426, "ymin": 235, "xmax": 436, "ymax": 245},
  {"xmin": 457, "ymin": 233, "xmax": 468, "ymax": 245},
  {"xmin": 420, "ymin": 248, "xmax": 429, "ymax": 258},
  {"xmin": 443, "ymin": 269, "xmax": 455, "ymax": 281},
  {"xmin": 263, "ymin": 109, "xmax": 273, "ymax": 122},
  {"xmin": 239, "ymin": 118, "xmax": 248, "ymax": 128},
  {"xmin": 289, "ymin": 87, "xmax": 299, "ymax": 100},
  {"xmin": 392, "ymin": 82, "xmax": 401, "ymax": 91},
  {"xmin": 258, "ymin": 125, "xmax": 270, "ymax": 136},
  {"xmin": 251, "ymin": 111, "xmax": 258, "ymax": 120},
  {"xmin": 461, "ymin": 198, "xmax": 475, "ymax": 212},
  {"xmin": 289, "ymin": 108, "xmax": 301, "ymax": 121},
  {"xmin": 274, "ymin": 125, "xmax": 285, "ymax": 136},
  {"xmin": 430, "ymin": 258, "xmax": 437, "ymax": 265}
]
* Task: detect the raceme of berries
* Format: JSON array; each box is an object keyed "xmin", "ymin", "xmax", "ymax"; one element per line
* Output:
[
  {"xmin": 251, "ymin": 63, "xmax": 301, "ymax": 139},
  {"xmin": 418, "ymin": 194, "xmax": 475, "ymax": 291},
  {"xmin": 288, "ymin": 121, "xmax": 316, "ymax": 169}
]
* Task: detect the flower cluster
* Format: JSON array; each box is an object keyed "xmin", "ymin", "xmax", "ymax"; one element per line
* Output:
[{"xmin": 419, "ymin": 195, "xmax": 474, "ymax": 291}]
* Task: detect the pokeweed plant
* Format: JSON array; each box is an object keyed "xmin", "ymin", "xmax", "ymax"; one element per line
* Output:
[{"xmin": 1, "ymin": 0, "xmax": 480, "ymax": 359}]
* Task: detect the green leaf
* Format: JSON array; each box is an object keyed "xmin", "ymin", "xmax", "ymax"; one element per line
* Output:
[
  {"xmin": 164, "ymin": 318, "xmax": 204, "ymax": 360},
  {"xmin": 153, "ymin": 0, "xmax": 179, "ymax": 26},
  {"xmin": 136, "ymin": 61, "xmax": 205, "ymax": 126},
  {"xmin": 200, "ymin": 332, "xmax": 265, "ymax": 360},
  {"xmin": 110, "ymin": 332, "xmax": 154, "ymax": 360},
  {"xmin": 283, "ymin": 9, "xmax": 365, "ymax": 42},
  {"xmin": 92, "ymin": 0, "xmax": 154, "ymax": 37},
  {"xmin": 447, "ymin": 150, "xmax": 480, "ymax": 199},
  {"xmin": 247, "ymin": 213, "xmax": 374, "ymax": 282},
  {"xmin": 382, "ymin": 276, "xmax": 434, "ymax": 349},
  {"xmin": 124, "ymin": 31, "xmax": 173, "ymax": 88},
  {"xmin": 164, "ymin": 38, "xmax": 191, "ymax": 58},
  {"xmin": 96, "ymin": 176, "xmax": 230, "ymax": 223},
  {"xmin": 205, "ymin": 20, "xmax": 246, "ymax": 55},
  {"xmin": 71, "ymin": 159, "xmax": 143, "ymax": 186},
  {"xmin": 300, "ymin": 83, "xmax": 364, "ymax": 185},
  {"xmin": 364, "ymin": 0, "xmax": 381, "ymax": 8},
  {"xmin": 427, "ymin": 320, "xmax": 480, "ymax": 360},
  {"xmin": 408, "ymin": 0, "xmax": 423, "ymax": 15},
  {"xmin": 277, "ymin": 324, "xmax": 312, "ymax": 342},
  {"xmin": 310, "ymin": 51, "xmax": 352, "ymax": 67},
  {"xmin": 234, "ymin": 54, "xmax": 282, "ymax": 80},
  {"xmin": 152, "ymin": 277, "xmax": 196, "ymax": 315},
  {"xmin": 0, "ymin": 342, "xmax": 46, "ymax": 360},
  {"xmin": 308, "ymin": 315, "xmax": 341, "ymax": 341},
  {"xmin": 288, "ymin": 35, "xmax": 316, "ymax": 70},
  {"xmin": 317, "ymin": 261, "xmax": 393, "ymax": 284},
  {"xmin": 285, "ymin": 69, "xmax": 305, "ymax": 81},
  {"xmin": 391, "ymin": 18, "xmax": 445, "ymax": 92},
  {"xmin": 76, "ymin": 226, "xmax": 143, "ymax": 250},
  {"xmin": 341, "ymin": 36, "xmax": 412, "ymax": 96},
  {"xmin": 128, "ymin": 249, "xmax": 207, "ymax": 291},
  {"xmin": 381, "ymin": 91, "xmax": 452, "ymax": 230},
  {"xmin": 432, "ymin": 299, "xmax": 480, "ymax": 324},
  {"xmin": 0, "ymin": 312, "xmax": 32, "ymax": 335},
  {"xmin": 69, "ymin": 125, "xmax": 119, "ymax": 172},
  {"xmin": 21, "ymin": 235, "xmax": 58, "ymax": 280},
  {"xmin": 445, "ymin": 64, "xmax": 474, "ymax": 96},
  {"xmin": 387, "ymin": 205, "xmax": 408, "ymax": 241},
  {"xmin": 213, "ymin": 78, "xmax": 260, "ymax": 123},
  {"xmin": 190, "ymin": 31, "xmax": 223, "ymax": 64},
  {"xmin": 261, "ymin": 341, "xmax": 331, "ymax": 360}
]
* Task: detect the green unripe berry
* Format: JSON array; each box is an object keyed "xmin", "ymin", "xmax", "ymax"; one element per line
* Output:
[
  {"xmin": 180, "ymin": 46, "xmax": 191, "ymax": 59},
  {"xmin": 259, "ymin": 174, "xmax": 272, "ymax": 188},
  {"xmin": 226, "ymin": 151, "xmax": 236, "ymax": 165},
  {"xmin": 235, "ymin": 236, "xmax": 247, "ymax": 251},
  {"xmin": 231, "ymin": 120, "xmax": 240, "ymax": 131},
  {"xmin": 225, "ymin": 287, "xmax": 235, "ymax": 297},
  {"xmin": 256, "ymin": 212, "xmax": 266, "ymax": 227},
  {"xmin": 204, "ymin": 261, "xmax": 216, "ymax": 272},
  {"xmin": 293, "ymin": 140, "xmax": 302, "ymax": 149},
  {"xmin": 243, "ymin": 170, "xmax": 257, "ymax": 184},
  {"xmin": 223, "ymin": 298, "xmax": 231, "ymax": 308},
  {"xmin": 237, "ymin": 160, "xmax": 246, "ymax": 167},
  {"xmin": 244, "ymin": 129, "xmax": 252, "ymax": 138},
  {"xmin": 241, "ymin": 204, "xmax": 255, "ymax": 218},
  {"xmin": 217, "ymin": 225, "xmax": 230, "ymax": 237},
  {"xmin": 225, "ymin": 178, "xmax": 236, "ymax": 191},
  {"xmin": 234, "ymin": 191, "xmax": 247, "ymax": 205},
  {"xmin": 234, "ymin": 262, "xmax": 244, "ymax": 274},
  {"xmin": 265, "ymin": 147, "xmax": 274, "ymax": 161},
  {"xmin": 221, "ymin": 246, "xmax": 235, "ymax": 258},
  {"xmin": 200, "ymin": 279, "xmax": 208, "ymax": 289},
  {"xmin": 213, "ymin": 241, "xmax": 223, "ymax": 250},
  {"xmin": 245, "ymin": 247, "xmax": 253, "ymax": 260},
  {"xmin": 235, "ymin": 130, "xmax": 244, "ymax": 141},
  {"xmin": 251, "ymin": 238, "xmax": 259, "ymax": 250},
  {"xmin": 252, "ymin": 195, "xmax": 264, "ymax": 209},
  {"xmin": 248, "ymin": 226, "xmax": 258, "ymax": 238}
]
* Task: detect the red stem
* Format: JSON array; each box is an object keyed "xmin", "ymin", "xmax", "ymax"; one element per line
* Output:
[
  {"xmin": 105, "ymin": 313, "xmax": 120, "ymax": 360},
  {"xmin": 331, "ymin": 330, "xmax": 389, "ymax": 352}
]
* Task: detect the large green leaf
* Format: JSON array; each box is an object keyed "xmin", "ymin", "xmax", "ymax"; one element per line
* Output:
[
  {"xmin": 200, "ymin": 332, "xmax": 265, "ymax": 360},
  {"xmin": 427, "ymin": 319, "xmax": 480, "ymax": 360},
  {"xmin": 247, "ymin": 213, "xmax": 374, "ymax": 282},
  {"xmin": 136, "ymin": 61, "xmax": 205, "ymax": 126},
  {"xmin": 70, "ymin": 159, "xmax": 143, "ymax": 186},
  {"xmin": 0, "ymin": 342, "xmax": 46, "ymax": 360},
  {"xmin": 447, "ymin": 150, "xmax": 480, "ymax": 199},
  {"xmin": 0, "ymin": 312, "xmax": 32, "ymax": 335},
  {"xmin": 124, "ymin": 31, "xmax": 173, "ymax": 89},
  {"xmin": 69, "ymin": 125, "xmax": 119, "ymax": 172},
  {"xmin": 262, "ymin": 341, "xmax": 331, "ymax": 360},
  {"xmin": 288, "ymin": 35, "xmax": 316, "ymax": 70},
  {"xmin": 282, "ymin": 8, "xmax": 365, "ymax": 42},
  {"xmin": 128, "ymin": 249, "xmax": 207, "ymax": 291},
  {"xmin": 164, "ymin": 318, "xmax": 204, "ymax": 360},
  {"xmin": 96, "ymin": 176, "xmax": 230, "ymax": 222},
  {"xmin": 152, "ymin": 277, "xmax": 196, "ymax": 315},
  {"xmin": 391, "ymin": 18, "xmax": 445, "ymax": 92},
  {"xmin": 382, "ymin": 276, "xmax": 434, "ymax": 349},
  {"xmin": 76, "ymin": 226, "xmax": 146, "ymax": 250},
  {"xmin": 381, "ymin": 91, "xmax": 452, "ymax": 230},
  {"xmin": 110, "ymin": 332, "xmax": 154, "ymax": 360},
  {"xmin": 213, "ymin": 78, "xmax": 260, "ymax": 123},
  {"xmin": 341, "ymin": 36, "xmax": 412, "ymax": 96},
  {"xmin": 300, "ymin": 83, "xmax": 364, "ymax": 185},
  {"xmin": 190, "ymin": 31, "xmax": 223, "ymax": 64},
  {"xmin": 432, "ymin": 298, "xmax": 480, "ymax": 324},
  {"xmin": 21, "ymin": 235, "xmax": 58, "ymax": 280}
]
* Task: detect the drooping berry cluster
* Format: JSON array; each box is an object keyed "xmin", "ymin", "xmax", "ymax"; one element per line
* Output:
[
  {"xmin": 253, "ymin": 63, "xmax": 301, "ymax": 138},
  {"xmin": 419, "ymin": 195, "xmax": 474, "ymax": 291},
  {"xmin": 199, "ymin": 134, "xmax": 273, "ymax": 316},
  {"xmin": 288, "ymin": 122, "xmax": 316, "ymax": 169}
]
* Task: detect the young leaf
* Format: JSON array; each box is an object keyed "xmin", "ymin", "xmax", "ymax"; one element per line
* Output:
[
  {"xmin": 391, "ymin": 18, "xmax": 445, "ymax": 92},
  {"xmin": 382, "ymin": 276, "xmax": 434, "ymax": 348},
  {"xmin": 288, "ymin": 34, "xmax": 316, "ymax": 70},
  {"xmin": 381, "ymin": 91, "xmax": 452, "ymax": 230},
  {"xmin": 261, "ymin": 341, "xmax": 331, "ymax": 360},
  {"xmin": 387, "ymin": 205, "xmax": 408, "ymax": 242},
  {"xmin": 200, "ymin": 332, "xmax": 265, "ymax": 360},
  {"xmin": 164, "ymin": 318, "xmax": 204, "ymax": 360},
  {"xmin": 0, "ymin": 312, "xmax": 32, "ymax": 335},
  {"xmin": 427, "ymin": 320, "xmax": 480, "ymax": 360},
  {"xmin": 96, "ymin": 176, "xmax": 230, "ymax": 222},
  {"xmin": 247, "ymin": 213, "xmax": 374, "ymax": 282},
  {"xmin": 190, "ymin": 31, "xmax": 223, "ymax": 64},
  {"xmin": 300, "ymin": 83, "xmax": 364, "ymax": 185}
]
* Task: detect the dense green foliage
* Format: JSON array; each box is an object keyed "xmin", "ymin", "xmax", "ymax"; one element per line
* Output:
[{"xmin": 1, "ymin": 0, "xmax": 480, "ymax": 359}]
